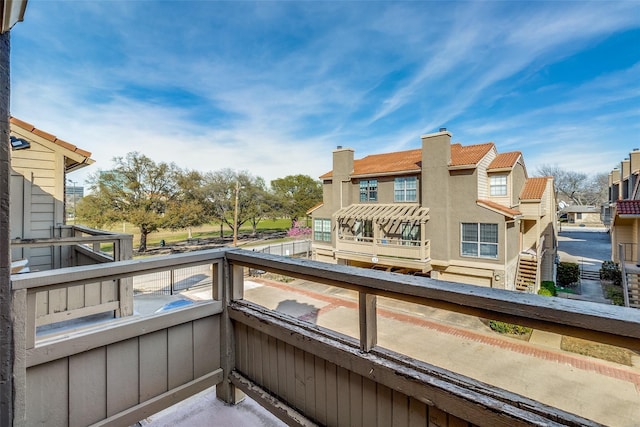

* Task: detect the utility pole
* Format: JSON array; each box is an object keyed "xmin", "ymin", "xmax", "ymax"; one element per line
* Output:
[{"xmin": 233, "ymin": 180, "xmax": 239, "ymax": 247}]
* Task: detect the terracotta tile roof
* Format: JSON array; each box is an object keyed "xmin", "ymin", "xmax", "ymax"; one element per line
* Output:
[
  {"xmin": 320, "ymin": 142, "xmax": 495, "ymax": 178},
  {"xmin": 306, "ymin": 202, "xmax": 324, "ymax": 215},
  {"xmin": 476, "ymin": 199, "xmax": 521, "ymax": 218},
  {"xmin": 10, "ymin": 117, "xmax": 93, "ymax": 158},
  {"xmin": 616, "ymin": 200, "xmax": 640, "ymax": 216},
  {"xmin": 488, "ymin": 151, "xmax": 521, "ymax": 170},
  {"xmin": 450, "ymin": 142, "xmax": 494, "ymax": 167},
  {"xmin": 520, "ymin": 177, "xmax": 550, "ymax": 201},
  {"xmin": 320, "ymin": 149, "xmax": 422, "ymax": 179}
]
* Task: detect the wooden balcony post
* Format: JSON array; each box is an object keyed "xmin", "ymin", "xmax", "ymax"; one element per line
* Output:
[
  {"xmin": 359, "ymin": 292, "xmax": 377, "ymax": 352},
  {"xmin": 216, "ymin": 256, "xmax": 245, "ymax": 404}
]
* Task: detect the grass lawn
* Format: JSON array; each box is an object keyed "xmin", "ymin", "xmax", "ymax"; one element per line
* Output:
[
  {"xmin": 70, "ymin": 218, "xmax": 295, "ymax": 252},
  {"xmin": 561, "ymin": 336, "xmax": 636, "ymax": 366}
]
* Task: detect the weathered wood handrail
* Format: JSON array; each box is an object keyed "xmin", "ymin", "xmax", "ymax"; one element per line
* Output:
[{"xmin": 226, "ymin": 250, "xmax": 640, "ymax": 351}]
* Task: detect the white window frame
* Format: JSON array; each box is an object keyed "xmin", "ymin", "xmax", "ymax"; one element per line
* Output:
[
  {"xmin": 359, "ymin": 179, "xmax": 378, "ymax": 202},
  {"xmin": 490, "ymin": 175, "xmax": 507, "ymax": 197},
  {"xmin": 394, "ymin": 177, "xmax": 417, "ymax": 202},
  {"xmin": 461, "ymin": 223, "xmax": 498, "ymax": 259},
  {"xmin": 313, "ymin": 218, "xmax": 331, "ymax": 242}
]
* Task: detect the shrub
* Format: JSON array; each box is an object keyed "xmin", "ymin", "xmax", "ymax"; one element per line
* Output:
[
  {"xmin": 600, "ymin": 261, "xmax": 622, "ymax": 286},
  {"xmin": 540, "ymin": 280, "xmax": 557, "ymax": 296},
  {"xmin": 489, "ymin": 320, "xmax": 532, "ymax": 336},
  {"xmin": 557, "ymin": 262, "xmax": 580, "ymax": 287},
  {"xmin": 537, "ymin": 288, "xmax": 553, "ymax": 296},
  {"xmin": 606, "ymin": 286, "xmax": 625, "ymax": 306}
]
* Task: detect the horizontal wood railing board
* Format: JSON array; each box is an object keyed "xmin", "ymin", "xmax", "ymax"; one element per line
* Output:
[
  {"xmin": 35, "ymin": 301, "xmax": 119, "ymax": 326},
  {"xmin": 27, "ymin": 301, "xmax": 222, "ymax": 367},
  {"xmin": 12, "ymin": 249, "xmax": 227, "ymax": 290},
  {"xmin": 230, "ymin": 301, "xmax": 600, "ymax": 427},
  {"xmin": 226, "ymin": 250, "xmax": 640, "ymax": 349}
]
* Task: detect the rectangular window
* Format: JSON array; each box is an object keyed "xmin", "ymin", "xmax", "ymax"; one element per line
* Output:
[
  {"xmin": 359, "ymin": 179, "xmax": 378, "ymax": 202},
  {"xmin": 461, "ymin": 223, "xmax": 498, "ymax": 258},
  {"xmin": 401, "ymin": 222, "xmax": 420, "ymax": 246},
  {"xmin": 394, "ymin": 177, "xmax": 417, "ymax": 202},
  {"xmin": 313, "ymin": 218, "xmax": 331, "ymax": 242},
  {"xmin": 355, "ymin": 220, "xmax": 373, "ymax": 241},
  {"xmin": 576, "ymin": 213, "xmax": 582, "ymax": 220},
  {"xmin": 490, "ymin": 175, "xmax": 507, "ymax": 196}
]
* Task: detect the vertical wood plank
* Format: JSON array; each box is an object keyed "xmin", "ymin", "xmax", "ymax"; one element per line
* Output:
[
  {"xmin": 285, "ymin": 343, "xmax": 296, "ymax": 407},
  {"xmin": 66, "ymin": 284, "xmax": 84, "ymax": 310},
  {"xmin": 314, "ymin": 356, "xmax": 327, "ymax": 426},
  {"xmin": 428, "ymin": 406, "xmax": 449, "ymax": 427},
  {"xmin": 246, "ymin": 325, "xmax": 256, "ymax": 380},
  {"xmin": 349, "ymin": 371, "xmax": 363, "ymax": 427},
  {"xmin": 168, "ymin": 322, "xmax": 194, "ymax": 389},
  {"xmin": 447, "ymin": 414, "xmax": 470, "ymax": 427},
  {"xmin": 139, "ymin": 330, "xmax": 168, "ymax": 401},
  {"xmin": 294, "ymin": 347, "xmax": 306, "ymax": 413},
  {"xmin": 260, "ymin": 331, "xmax": 271, "ymax": 392},
  {"xmin": 267, "ymin": 335, "xmax": 279, "ymax": 395},
  {"xmin": 101, "ymin": 279, "xmax": 117, "ymax": 303},
  {"xmin": 26, "ymin": 291, "xmax": 36, "ymax": 349},
  {"xmin": 69, "ymin": 347, "xmax": 107, "ymax": 427},
  {"xmin": 48, "ymin": 288, "xmax": 66, "ymax": 314},
  {"xmin": 35, "ymin": 289, "xmax": 47, "ymax": 319},
  {"xmin": 409, "ymin": 397, "xmax": 428, "ymax": 427},
  {"xmin": 276, "ymin": 339, "xmax": 288, "ymax": 402},
  {"xmin": 235, "ymin": 322, "xmax": 248, "ymax": 374},
  {"xmin": 325, "ymin": 361, "xmax": 338, "ymax": 427},
  {"xmin": 336, "ymin": 365, "xmax": 350, "ymax": 427},
  {"xmin": 85, "ymin": 282, "xmax": 101, "ymax": 307},
  {"xmin": 106, "ymin": 338, "xmax": 139, "ymax": 417},
  {"xmin": 362, "ymin": 377, "xmax": 377, "ymax": 427},
  {"xmin": 25, "ymin": 358, "xmax": 68, "ymax": 426},
  {"xmin": 253, "ymin": 329, "xmax": 264, "ymax": 386},
  {"xmin": 359, "ymin": 292, "xmax": 377, "ymax": 351},
  {"xmin": 377, "ymin": 384, "xmax": 392, "ymax": 427},
  {"xmin": 118, "ymin": 277, "xmax": 134, "ymax": 317},
  {"xmin": 392, "ymin": 389, "xmax": 409, "ymax": 427},
  {"xmin": 304, "ymin": 351, "xmax": 316, "ymax": 419},
  {"xmin": 193, "ymin": 316, "xmax": 220, "ymax": 378},
  {"xmin": 231, "ymin": 264, "xmax": 244, "ymax": 300}
]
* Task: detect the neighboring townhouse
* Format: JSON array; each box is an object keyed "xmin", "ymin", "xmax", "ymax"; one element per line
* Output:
[
  {"xmin": 9, "ymin": 117, "xmax": 95, "ymax": 270},
  {"xmin": 561, "ymin": 205, "xmax": 602, "ymax": 226},
  {"xmin": 608, "ymin": 148, "xmax": 640, "ymax": 264},
  {"xmin": 309, "ymin": 130, "xmax": 557, "ymax": 292}
]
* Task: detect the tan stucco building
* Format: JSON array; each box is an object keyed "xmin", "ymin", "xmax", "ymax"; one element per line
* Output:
[{"xmin": 310, "ymin": 130, "xmax": 557, "ymax": 292}]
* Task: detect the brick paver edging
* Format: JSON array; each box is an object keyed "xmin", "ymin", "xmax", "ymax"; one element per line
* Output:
[{"xmin": 249, "ymin": 277, "xmax": 640, "ymax": 389}]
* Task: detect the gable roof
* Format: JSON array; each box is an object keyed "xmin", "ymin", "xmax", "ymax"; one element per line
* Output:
[
  {"xmin": 520, "ymin": 177, "xmax": 550, "ymax": 201},
  {"xmin": 10, "ymin": 117, "xmax": 94, "ymax": 172},
  {"xmin": 488, "ymin": 151, "xmax": 521, "ymax": 171},
  {"xmin": 615, "ymin": 200, "xmax": 640, "ymax": 216},
  {"xmin": 320, "ymin": 142, "xmax": 495, "ymax": 179},
  {"xmin": 476, "ymin": 199, "xmax": 522, "ymax": 219},
  {"xmin": 449, "ymin": 143, "xmax": 494, "ymax": 168}
]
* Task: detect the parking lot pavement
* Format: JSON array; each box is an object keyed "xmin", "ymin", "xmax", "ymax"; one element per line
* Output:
[{"xmin": 558, "ymin": 228, "xmax": 611, "ymax": 271}]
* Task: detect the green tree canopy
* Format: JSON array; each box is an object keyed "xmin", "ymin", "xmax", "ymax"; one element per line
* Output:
[
  {"xmin": 270, "ymin": 174, "xmax": 322, "ymax": 224},
  {"xmin": 78, "ymin": 152, "xmax": 180, "ymax": 252}
]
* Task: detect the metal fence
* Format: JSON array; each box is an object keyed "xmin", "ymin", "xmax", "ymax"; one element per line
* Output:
[{"xmin": 133, "ymin": 240, "xmax": 311, "ymax": 296}]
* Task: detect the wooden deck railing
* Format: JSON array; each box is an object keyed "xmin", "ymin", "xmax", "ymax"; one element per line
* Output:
[{"xmin": 10, "ymin": 248, "xmax": 640, "ymax": 426}]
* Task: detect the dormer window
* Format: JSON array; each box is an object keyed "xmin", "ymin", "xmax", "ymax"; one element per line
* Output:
[{"xmin": 490, "ymin": 175, "xmax": 507, "ymax": 196}]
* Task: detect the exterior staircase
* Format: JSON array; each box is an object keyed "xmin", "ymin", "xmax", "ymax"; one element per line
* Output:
[{"xmin": 515, "ymin": 253, "xmax": 538, "ymax": 292}]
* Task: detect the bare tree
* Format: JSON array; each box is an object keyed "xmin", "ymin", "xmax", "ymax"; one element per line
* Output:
[{"xmin": 537, "ymin": 165, "xmax": 608, "ymax": 206}]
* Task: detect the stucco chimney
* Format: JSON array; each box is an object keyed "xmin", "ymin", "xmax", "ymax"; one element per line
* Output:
[
  {"xmin": 421, "ymin": 130, "xmax": 453, "ymax": 261},
  {"xmin": 332, "ymin": 147, "xmax": 354, "ymax": 209}
]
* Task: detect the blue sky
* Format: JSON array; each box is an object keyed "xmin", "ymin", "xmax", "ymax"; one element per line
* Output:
[{"xmin": 9, "ymin": 1, "xmax": 640, "ymax": 186}]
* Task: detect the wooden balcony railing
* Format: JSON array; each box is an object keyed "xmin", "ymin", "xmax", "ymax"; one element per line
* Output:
[
  {"xmin": 9, "ymin": 249, "xmax": 640, "ymax": 426},
  {"xmin": 336, "ymin": 235, "xmax": 430, "ymax": 263}
]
